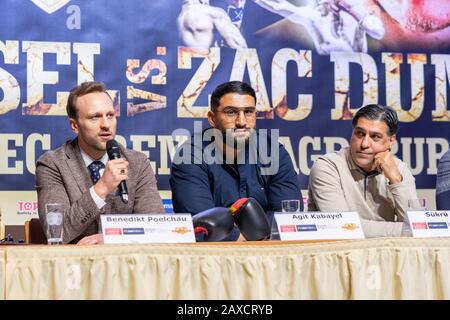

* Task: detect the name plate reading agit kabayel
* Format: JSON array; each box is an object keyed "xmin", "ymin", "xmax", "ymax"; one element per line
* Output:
[
  {"xmin": 101, "ymin": 214, "xmax": 196, "ymax": 244},
  {"xmin": 407, "ymin": 210, "xmax": 450, "ymax": 238},
  {"xmin": 275, "ymin": 212, "xmax": 365, "ymax": 240}
]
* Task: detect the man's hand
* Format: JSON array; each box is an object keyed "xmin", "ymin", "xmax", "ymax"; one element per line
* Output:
[
  {"xmin": 93, "ymin": 158, "xmax": 129, "ymax": 199},
  {"xmin": 371, "ymin": 149, "xmax": 403, "ymax": 184},
  {"xmin": 76, "ymin": 233, "xmax": 104, "ymax": 245}
]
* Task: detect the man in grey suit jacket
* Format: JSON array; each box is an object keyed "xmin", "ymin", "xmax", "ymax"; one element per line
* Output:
[{"xmin": 35, "ymin": 81, "xmax": 164, "ymax": 244}]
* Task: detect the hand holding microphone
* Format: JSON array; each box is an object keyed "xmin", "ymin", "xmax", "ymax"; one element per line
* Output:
[
  {"xmin": 106, "ymin": 139, "xmax": 129, "ymax": 204},
  {"xmin": 93, "ymin": 139, "xmax": 129, "ymax": 203}
]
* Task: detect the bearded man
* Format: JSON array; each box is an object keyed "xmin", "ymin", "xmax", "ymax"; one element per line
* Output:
[{"xmin": 170, "ymin": 81, "xmax": 301, "ymax": 240}]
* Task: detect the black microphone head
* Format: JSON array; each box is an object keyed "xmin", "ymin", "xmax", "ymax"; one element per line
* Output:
[
  {"xmin": 230, "ymin": 197, "xmax": 270, "ymax": 241},
  {"xmin": 106, "ymin": 139, "xmax": 121, "ymax": 160},
  {"xmin": 192, "ymin": 207, "xmax": 234, "ymax": 242}
]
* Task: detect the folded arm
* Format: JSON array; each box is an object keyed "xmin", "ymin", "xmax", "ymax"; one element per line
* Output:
[{"xmin": 308, "ymin": 157, "xmax": 404, "ymax": 237}]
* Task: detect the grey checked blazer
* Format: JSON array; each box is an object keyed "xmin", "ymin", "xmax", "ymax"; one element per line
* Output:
[{"xmin": 35, "ymin": 138, "xmax": 164, "ymax": 243}]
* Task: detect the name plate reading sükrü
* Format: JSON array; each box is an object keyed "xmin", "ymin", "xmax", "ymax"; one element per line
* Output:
[
  {"xmin": 275, "ymin": 212, "xmax": 365, "ymax": 240},
  {"xmin": 407, "ymin": 211, "xmax": 450, "ymax": 238},
  {"xmin": 101, "ymin": 214, "xmax": 196, "ymax": 244}
]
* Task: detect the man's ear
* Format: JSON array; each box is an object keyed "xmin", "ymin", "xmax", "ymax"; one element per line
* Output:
[
  {"xmin": 388, "ymin": 134, "xmax": 397, "ymax": 150},
  {"xmin": 207, "ymin": 110, "xmax": 216, "ymax": 128},
  {"xmin": 69, "ymin": 118, "xmax": 79, "ymax": 135}
]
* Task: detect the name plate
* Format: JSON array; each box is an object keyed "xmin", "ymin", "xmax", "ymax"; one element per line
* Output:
[
  {"xmin": 407, "ymin": 210, "xmax": 450, "ymax": 238},
  {"xmin": 275, "ymin": 212, "xmax": 365, "ymax": 241},
  {"xmin": 101, "ymin": 214, "xmax": 196, "ymax": 244}
]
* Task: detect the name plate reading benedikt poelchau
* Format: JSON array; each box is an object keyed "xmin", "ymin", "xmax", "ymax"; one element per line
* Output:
[
  {"xmin": 275, "ymin": 212, "xmax": 365, "ymax": 241},
  {"xmin": 101, "ymin": 214, "xmax": 196, "ymax": 244},
  {"xmin": 407, "ymin": 210, "xmax": 450, "ymax": 238}
]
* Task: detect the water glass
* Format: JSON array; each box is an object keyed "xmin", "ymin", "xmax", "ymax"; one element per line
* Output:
[
  {"xmin": 270, "ymin": 199, "xmax": 301, "ymax": 240},
  {"xmin": 46, "ymin": 203, "xmax": 65, "ymax": 245},
  {"xmin": 407, "ymin": 198, "xmax": 427, "ymax": 211},
  {"xmin": 281, "ymin": 199, "xmax": 301, "ymax": 213}
]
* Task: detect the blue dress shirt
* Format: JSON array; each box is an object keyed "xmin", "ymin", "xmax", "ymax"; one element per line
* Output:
[{"xmin": 170, "ymin": 131, "xmax": 302, "ymax": 240}]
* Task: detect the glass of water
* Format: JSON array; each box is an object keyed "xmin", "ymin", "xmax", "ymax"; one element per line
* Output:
[
  {"xmin": 407, "ymin": 198, "xmax": 427, "ymax": 211},
  {"xmin": 281, "ymin": 199, "xmax": 301, "ymax": 213},
  {"xmin": 46, "ymin": 203, "xmax": 65, "ymax": 245},
  {"xmin": 271, "ymin": 199, "xmax": 301, "ymax": 240}
]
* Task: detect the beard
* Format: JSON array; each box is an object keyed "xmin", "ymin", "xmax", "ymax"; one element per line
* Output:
[{"xmin": 221, "ymin": 128, "xmax": 255, "ymax": 149}]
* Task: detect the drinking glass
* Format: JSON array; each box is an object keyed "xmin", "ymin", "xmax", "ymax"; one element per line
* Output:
[
  {"xmin": 271, "ymin": 199, "xmax": 301, "ymax": 240},
  {"xmin": 46, "ymin": 203, "xmax": 65, "ymax": 245},
  {"xmin": 407, "ymin": 198, "xmax": 427, "ymax": 211},
  {"xmin": 281, "ymin": 200, "xmax": 301, "ymax": 213}
]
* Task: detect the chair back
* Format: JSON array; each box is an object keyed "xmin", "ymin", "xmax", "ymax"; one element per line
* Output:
[{"xmin": 25, "ymin": 218, "xmax": 47, "ymax": 244}]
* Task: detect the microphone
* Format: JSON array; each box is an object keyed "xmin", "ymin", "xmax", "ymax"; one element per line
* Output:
[
  {"xmin": 106, "ymin": 139, "xmax": 129, "ymax": 204},
  {"xmin": 230, "ymin": 197, "xmax": 270, "ymax": 241},
  {"xmin": 192, "ymin": 207, "xmax": 234, "ymax": 242}
]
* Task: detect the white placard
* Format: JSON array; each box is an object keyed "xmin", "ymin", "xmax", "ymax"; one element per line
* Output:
[
  {"xmin": 101, "ymin": 214, "xmax": 196, "ymax": 244},
  {"xmin": 275, "ymin": 212, "xmax": 365, "ymax": 240},
  {"xmin": 407, "ymin": 210, "xmax": 450, "ymax": 238}
]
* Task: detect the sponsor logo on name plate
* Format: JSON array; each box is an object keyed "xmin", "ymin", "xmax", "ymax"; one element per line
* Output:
[{"xmin": 105, "ymin": 228, "xmax": 122, "ymax": 235}]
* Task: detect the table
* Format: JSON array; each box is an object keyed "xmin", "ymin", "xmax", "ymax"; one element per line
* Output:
[{"xmin": 3, "ymin": 238, "xmax": 450, "ymax": 299}]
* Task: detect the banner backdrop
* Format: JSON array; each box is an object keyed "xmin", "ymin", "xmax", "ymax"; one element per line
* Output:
[{"xmin": 0, "ymin": 0, "xmax": 449, "ymax": 224}]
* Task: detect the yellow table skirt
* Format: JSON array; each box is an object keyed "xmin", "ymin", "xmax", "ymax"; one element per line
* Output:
[{"xmin": 4, "ymin": 237, "xmax": 450, "ymax": 299}]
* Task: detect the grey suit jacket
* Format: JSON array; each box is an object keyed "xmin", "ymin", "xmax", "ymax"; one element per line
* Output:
[{"xmin": 35, "ymin": 138, "xmax": 165, "ymax": 243}]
